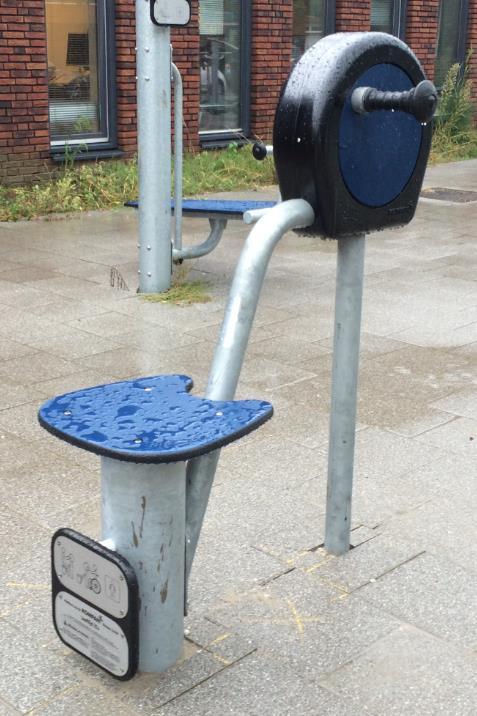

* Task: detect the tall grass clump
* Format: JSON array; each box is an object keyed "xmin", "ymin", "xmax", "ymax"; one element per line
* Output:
[
  {"xmin": 431, "ymin": 54, "xmax": 477, "ymax": 163},
  {"xmin": 0, "ymin": 143, "xmax": 275, "ymax": 222}
]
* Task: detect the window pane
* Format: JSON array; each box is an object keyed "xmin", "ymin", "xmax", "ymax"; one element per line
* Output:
[
  {"xmin": 293, "ymin": 0, "xmax": 326, "ymax": 64},
  {"xmin": 46, "ymin": 0, "xmax": 102, "ymax": 140},
  {"xmin": 371, "ymin": 0, "xmax": 394, "ymax": 33},
  {"xmin": 199, "ymin": 0, "xmax": 242, "ymax": 133},
  {"xmin": 435, "ymin": 1, "xmax": 462, "ymax": 86}
]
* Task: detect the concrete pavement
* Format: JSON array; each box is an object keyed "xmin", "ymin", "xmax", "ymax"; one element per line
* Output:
[{"xmin": 0, "ymin": 159, "xmax": 476, "ymax": 714}]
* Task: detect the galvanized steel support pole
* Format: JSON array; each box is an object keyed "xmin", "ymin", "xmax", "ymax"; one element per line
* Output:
[
  {"xmin": 184, "ymin": 200, "xmax": 315, "ymax": 582},
  {"xmin": 171, "ymin": 62, "xmax": 183, "ymax": 253},
  {"xmin": 136, "ymin": 0, "xmax": 172, "ymax": 293},
  {"xmin": 101, "ymin": 457, "xmax": 186, "ymax": 673},
  {"xmin": 324, "ymin": 234, "xmax": 366, "ymax": 555}
]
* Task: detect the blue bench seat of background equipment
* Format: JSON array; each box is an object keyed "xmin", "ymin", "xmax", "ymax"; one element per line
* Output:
[
  {"xmin": 125, "ymin": 199, "xmax": 276, "ymax": 220},
  {"xmin": 38, "ymin": 374, "xmax": 273, "ymax": 464}
]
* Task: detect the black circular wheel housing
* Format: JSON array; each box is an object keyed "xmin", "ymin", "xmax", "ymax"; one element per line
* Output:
[{"xmin": 273, "ymin": 33, "xmax": 434, "ymax": 238}]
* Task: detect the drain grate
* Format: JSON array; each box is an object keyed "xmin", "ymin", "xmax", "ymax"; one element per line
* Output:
[{"xmin": 421, "ymin": 187, "xmax": 477, "ymax": 203}]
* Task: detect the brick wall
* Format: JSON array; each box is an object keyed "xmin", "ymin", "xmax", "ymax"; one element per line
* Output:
[
  {"xmin": 0, "ymin": 0, "xmax": 51, "ymax": 185},
  {"xmin": 172, "ymin": 3, "xmax": 200, "ymax": 150},
  {"xmin": 115, "ymin": 1, "xmax": 201, "ymax": 156},
  {"xmin": 249, "ymin": 0, "xmax": 293, "ymax": 142},
  {"xmin": 2, "ymin": 1, "xmax": 477, "ymax": 185},
  {"xmin": 405, "ymin": 0, "xmax": 440, "ymax": 78},
  {"xmin": 468, "ymin": 1, "xmax": 477, "ymax": 105},
  {"xmin": 336, "ymin": 0, "xmax": 371, "ymax": 32},
  {"xmin": 115, "ymin": 0, "xmax": 137, "ymax": 158}
]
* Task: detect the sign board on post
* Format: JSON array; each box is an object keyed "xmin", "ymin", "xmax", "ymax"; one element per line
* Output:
[
  {"xmin": 150, "ymin": 0, "xmax": 191, "ymax": 26},
  {"xmin": 51, "ymin": 528, "xmax": 139, "ymax": 680}
]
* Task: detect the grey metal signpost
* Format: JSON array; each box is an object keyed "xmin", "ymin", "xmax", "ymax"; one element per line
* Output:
[
  {"xmin": 136, "ymin": 0, "xmax": 191, "ymax": 294},
  {"xmin": 324, "ymin": 235, "xmax": 366, "ymax": 554}
]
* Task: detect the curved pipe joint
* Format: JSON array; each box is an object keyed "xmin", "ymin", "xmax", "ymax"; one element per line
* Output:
[
  {"xmin": 184, "ymin": 199, "xmax": 315, "ymax": 585},
  {"xmin": 172, "ymin": 218, "xmax": 227, "ymax": 262},
  {"xmin": 171, "ymin": 63, "xmax": 183, "ymax": 252}
]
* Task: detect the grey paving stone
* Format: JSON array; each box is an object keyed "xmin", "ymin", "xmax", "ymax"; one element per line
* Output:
[
  {"xmin": 300, "ymin": 533, "xmax": 423, "ymax": 592},
  {"xmin": 23, "ymin": 329, "xmax": 122, "ymax": 361},
  {"xmin": 67, "ymin": 311, "xmax": 145, "ymax": 338},
  {"xmin": 353, "ymin": 427, "xmax": 447, "ymax": 480},
  {"xmin": 248, "ymin": 334, "xmax": 331, "ymax": 368},
  {"xmin": 415, "ymin": 415, "xmax": 477, "ymax": 455},
  {"xmin": 358, "ymin": 552, "xmax": 477, "ymax": 650},
  {"xmin": 157, "ymin": 652, "xmax": 361, "ymax": 716},
  {"xmin": 2, "ymin": 588, "xmax": 57, "ymax": 648},
  {"xmin": 0, "ymin": 337, "xmax": 38, "ymax": 362},
  {"xmin": 188, "ymin": 533, "xmax": 286, "ymax": 612},
  {"xmin": 317, "ymin": 331, "xmax": 407, "ymax": 358},
  {"xmin": 261, "ymin": 396, "xmax": 331, "ymax": 450},
  {"xmin": 0, "ymin": 401, "xmax": 53, "ymax": 441},
  {"xmin": 0, "ymin": 379, "xmax": 43, "ymax": 411},
  {"xmin": 0, "ymin": 461, "xmax": 99, "ymax": 529},
  {"xmin": 0, "ymin": 503, "xmax": 50, "ymax": 575},
  {"xmin": 0, "ymin": 698, "xmax": 19, "ymax": 715},
  {"xmin": 43, "ymin": 495, "xmax": 101, "ymax": 538},
  {"xmin": 209, "ymin": 569, "xmax": 401, "ymax": 677},
  {"xmin": 76, "ymin": 346, "xmax": 164, "ymax": 379},
  {"xmin": 431, "ymin": 387, "xmax": 477, "ymax": 420},
  {"xmin": 0, "ymin": 281, "xmax": 53, "ymax": 310},
  {"xmin": 382, "ymin": 494, "xmax": 477, "ymax": 574},
  {"xmin": 0, "ymin": 620, "xmax": 80, "ymax": 713},
  {"xmin": 92, "ymin": 651, "xmax": 226, "ymax": 713},
  {"xmin": 222, "ymin": 433, "xmax": 327, "ymax": 485},
  {"xmin": 31, "ymin": 686, "xmax": 139, "ymax": 716},
  {"xmin": 319, "ymin": 624, "xmax": 477, "ymax": 716},
  {"xmin": 0, "ymin": 353, "xmax": 80, "ymax": 386}
]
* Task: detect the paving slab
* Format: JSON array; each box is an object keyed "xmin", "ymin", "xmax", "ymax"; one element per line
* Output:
[
  {"xmin": 319, "ymin": 624, "xmax": 477, "ymax": 716},
  {"xmin": 0, "ymin": 158, "xmax": 476, "ymax": 713},
  {"xmin": 209, "ymin": 568, "xmax": 402, "ymax": 677},
  {"xmin": 0, "ymin": 620, "xmax": 81, "ymax": 713},
  {"xmin": 358, "ymin": 552, "xmax": 477, "ymax": 650},
  {"xmin": 157, "ymin": 652, "xmax": 361, "ymax": 716}
]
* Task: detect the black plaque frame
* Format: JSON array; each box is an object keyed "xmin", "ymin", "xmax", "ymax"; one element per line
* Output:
[{"xmin": 51, "ymin": 528, "xmax": 139, "ymax": 681}]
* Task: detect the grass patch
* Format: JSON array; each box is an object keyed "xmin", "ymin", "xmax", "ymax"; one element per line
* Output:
[
  {"xmin": 430, "ymin": 55, "xmax": 477, "ymax": 164},
  {"xmin": 141, "ymin": 265, "xmax": 212, "ymax": 305},
  {"xmin": 0, "ymin": 143, "xmax": 276, "ymax": 222}
]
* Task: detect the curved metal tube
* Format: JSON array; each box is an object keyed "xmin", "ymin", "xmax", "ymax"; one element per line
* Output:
[
  {"xmin": 185, "ymin": 199, "xmax": 315, "ymax": 582},
  {"xmin": 172, "ymin": 218, "xmax": 227, "ymax": 262},
  {"xmin": 171, "ymin": 63, "xmax": 183, "ymax": 252}
]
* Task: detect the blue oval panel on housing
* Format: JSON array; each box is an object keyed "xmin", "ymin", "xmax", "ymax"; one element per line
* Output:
[{"xmin": 339, "ymin": 64, "xmax": 423, "ymax": 208}]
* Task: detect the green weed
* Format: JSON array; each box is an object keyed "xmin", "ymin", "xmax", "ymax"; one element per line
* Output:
[
  {"xmin": 0, "ymin": 143, "xmax": 275, "ymax": 222},
  {"xmin": 431, "ymin": 54, "xmax": 477, "ymax": 164},
  {"xmin": 141, "ymin": 264, "xmax": 212, "ymax": 305}
]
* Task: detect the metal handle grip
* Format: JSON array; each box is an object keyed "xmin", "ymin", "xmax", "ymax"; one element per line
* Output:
[
  {"xmin": 351, "ymin": 80, "xmax": 438, "ymax": 124},
  {"xmin": 252, "ymin": 142, "xmax": 273, "ymax": 161}
]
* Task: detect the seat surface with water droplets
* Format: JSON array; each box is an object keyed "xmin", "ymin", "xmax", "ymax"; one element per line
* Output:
[{"xmin": 38, "ymin": 375, "xmax": 273, "ymax": 463}]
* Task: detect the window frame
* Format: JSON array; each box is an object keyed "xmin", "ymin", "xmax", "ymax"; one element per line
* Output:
[
  {"xmin": 291, "ymin": 0, "xmax": 336, "ymax": 66},
  {"xmin": 199, "ymin": 0, "xmax": 252, "ymax": 145},
  {"xmin": 371, "ymin": 0, "xmax": 408, "ymax": 39},
  {"xmin": 48, "ymin": 0, "xmax": 117, "ymax": 153},
  {"xmin": 435, "ymin": 0, "xmax": 469, "ymax": 86}
]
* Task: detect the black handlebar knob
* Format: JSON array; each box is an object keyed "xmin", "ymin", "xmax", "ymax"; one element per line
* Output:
[
  {"xmin": 351, "ymin": 79, "xmax": 438, "ymax": 124},
  {"xmin": 252, "ymin": 142, "xmax": 268, "ymax": 161}
]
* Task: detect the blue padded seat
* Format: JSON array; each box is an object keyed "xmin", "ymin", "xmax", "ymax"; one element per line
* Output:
[
  {"xmin": 125, "ymin": 199, "xmax": 276, "ymax": 220},
  {"xmin": 38, "ymin": 375, "xmax": 273, "ymax": 464}
]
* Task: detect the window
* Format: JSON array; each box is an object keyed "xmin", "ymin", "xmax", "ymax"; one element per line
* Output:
[
  {"xmin": 46, "ymin": 0, "xmax": 116, "ymax": 149},
  {"xmin": 199, "ymin": 0, "xmax": 251, "ymax": 137},
  {"xmin": 435, "ymin": 0, "xmax": 469, "ymax": 86},
  {"xmin": 292, "ymin": 1, "xmax": 335, "ymax": 65},
  {"xmin": 371, "ymin": 0, "xmax": 407, "ymax": 38}
]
